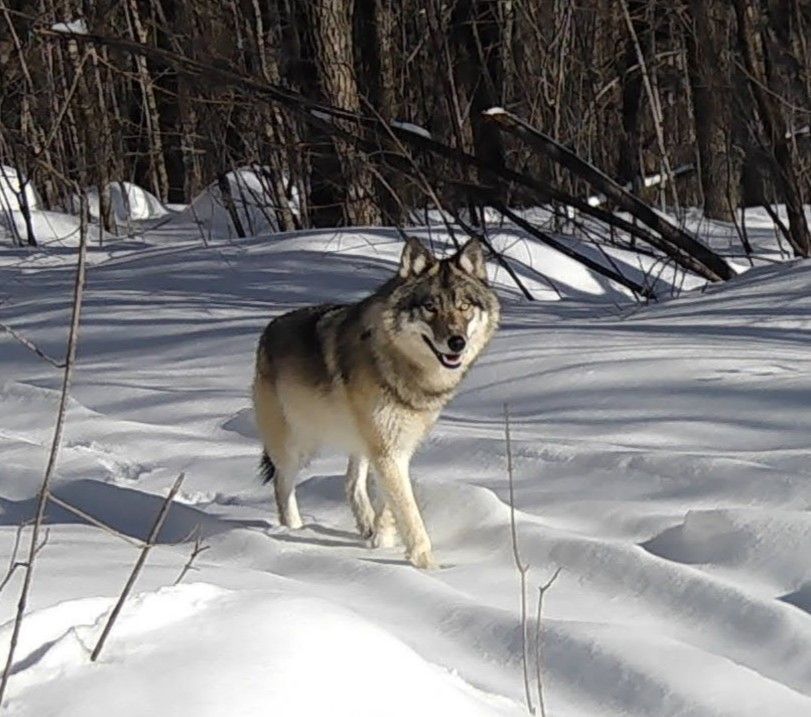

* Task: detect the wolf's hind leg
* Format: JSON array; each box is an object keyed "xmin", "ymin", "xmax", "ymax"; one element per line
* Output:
[
  {"xmin": 273, "ymin": 460, "xmax": 303, "ymax": 529},
  {"xmin": 254, "ymin": 376, "xmax": 303, "ymax": 529},
  {"xmin": 346, "ymin": 455, "xmax": 374, "ymax": 538}
]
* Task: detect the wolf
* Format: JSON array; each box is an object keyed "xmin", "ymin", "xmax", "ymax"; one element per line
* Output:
[{"xmin": 252, "ymin": 237, "xmax": 500, "ymax": 568}]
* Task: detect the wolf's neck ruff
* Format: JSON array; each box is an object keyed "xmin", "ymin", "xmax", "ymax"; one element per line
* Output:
[{"xmin": 252, "ymin": 236, "xmax": 500, "ymax": 569}]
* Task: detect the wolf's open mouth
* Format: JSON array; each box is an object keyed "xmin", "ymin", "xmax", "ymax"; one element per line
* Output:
[{"xmin": 422, "ymin": 335, "xmax": 463, "ymax": 369}]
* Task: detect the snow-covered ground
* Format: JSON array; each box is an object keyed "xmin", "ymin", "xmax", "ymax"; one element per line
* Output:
[{"xmin": 1, "ymin": 205, "xmax": 811, "ymax": 715}]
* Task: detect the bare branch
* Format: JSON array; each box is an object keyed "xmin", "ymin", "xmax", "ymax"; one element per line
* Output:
[
  {"xmin": 504, "ymin": 403, "xmax": 535, "ymax": 715},
  {"xmin": 535, "ymin": 567, "xmax": 562, "ymax": 717},
  {"xmin": 90, "ymin": 472, "xmax": 186, "ymax": 662},
  {"xmin": 46, "ymin": 493, "xmax": 145, "ymax": 549},
  {"xmin": 173, "ymin": 529, "xmax": 210, "ymax": 586},
  {"xmin": 0, "ymin": 321, "xmax": 65, "ymax": 368}
]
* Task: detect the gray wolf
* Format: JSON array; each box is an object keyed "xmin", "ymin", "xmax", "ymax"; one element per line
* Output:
[{"xmin": 252, "ymin": 237, "xmax": 500, "ymax": 568}]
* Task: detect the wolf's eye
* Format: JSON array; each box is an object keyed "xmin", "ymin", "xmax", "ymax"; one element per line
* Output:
[
  {"xmin": 458, "ymin": 301, "xmax": 471, "ymax": 311},
  {"xmin": 422, "ymin": 299, "xmax": 437, "ymax": 312}
]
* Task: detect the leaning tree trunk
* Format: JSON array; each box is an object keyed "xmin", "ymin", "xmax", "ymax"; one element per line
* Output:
[{"xmin": 309, "ymin": 0, "xmax": 381, "ymax": 226}]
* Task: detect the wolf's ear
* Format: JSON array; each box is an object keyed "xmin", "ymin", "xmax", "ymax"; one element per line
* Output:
[
  {"xmin": 454, "ymin": 239, "xmax": 487, "ymax": 281},
  {"xmin": 399, "ymin": 237, "xmax": 436, "ymax": 278}
]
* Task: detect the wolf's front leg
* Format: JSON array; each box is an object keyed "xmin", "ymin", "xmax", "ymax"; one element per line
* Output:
[{"xmin": 373, "ymin": 453, "xmax": 436, "ymax": 569}]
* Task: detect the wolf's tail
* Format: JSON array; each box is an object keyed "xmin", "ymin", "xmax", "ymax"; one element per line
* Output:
[{"xmin": 259, "ymin": 450, "xmax": 276, "ymax": 484}]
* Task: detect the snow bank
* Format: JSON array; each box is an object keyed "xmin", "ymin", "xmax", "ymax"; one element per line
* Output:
[
  {"xmin": 175, "ymin": 167, "xmax": 296, "ymax": 239},
  {"xmin": 0, "ymin": 166, "xmax": 41, "ymax": 216},
  {"xmin": 51, "ymin": 18, "xmax": 88, "ymax": 35},
  {"xmin": 83, "ymin": 181, "xmax": 168, "ymax": 223},
  {"xmin": 2, "ymin": 584, "xmax": 517, "ymax": 717},
  {"xmin": 0, "ymin": 208, "xmax": 81, "ymax": 245},
  {"xmin": 4, "ymin": 210, "xmax": 811, "ymax": 716},
  {"xmin": 1, "ymin": 165, "xmax": 81, "ymax": 245}
]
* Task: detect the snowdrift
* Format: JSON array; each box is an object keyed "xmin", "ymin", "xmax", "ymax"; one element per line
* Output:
[
  {"xmin": 83, "ymin": 181, "xmax": 168, "ymax": 224},
  {"xmin": 172, "ymin": 167, "xmax": 296, "ymax": 240},
  {"xmin": 0, "ymin": 170, "xmax": 169, "ymax": 246},
  {"xmin": 1, "ymin": 208, "xmax": 811, "ymax": 715}
]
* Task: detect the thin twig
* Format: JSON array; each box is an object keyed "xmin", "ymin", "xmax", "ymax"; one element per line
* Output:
[
  {"xmin": 535, "ymin": 567, "xmax": 562, "ymax": 717},
  {"xmin": 0, "ymin": 523, "xmax": 49, "ymax": 594},
  {"xmin": 505, "ymin": 403, "xmax": 535, "ymax": 715},
  {"xmin": 0, "ymin": 195, "xmax": 88, "ymax": 705},
  {"xmin": 0, "ymin": 321, "xmax": 65, "ymax": 368},
  {"xmin": 46, "ymin": 494, "xmax": 145, "ymax": 548},
  {"xmin": 173, "ymin": 529, "xmax": 210, "ymax": 586},
  {"xmin": 90, "ymin": 472, "xmax": 185, "ymax": 662}
]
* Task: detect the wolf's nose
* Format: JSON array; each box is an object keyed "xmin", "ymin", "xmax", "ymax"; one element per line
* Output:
[{"xmin": 448, "ymin": 335, "xmax": 466, "ymax": 352}]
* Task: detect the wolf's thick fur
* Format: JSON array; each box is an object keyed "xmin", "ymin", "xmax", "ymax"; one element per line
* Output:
[{"xmin": 252, "ymin": 237, "xmax": 500, "ymax": 568}]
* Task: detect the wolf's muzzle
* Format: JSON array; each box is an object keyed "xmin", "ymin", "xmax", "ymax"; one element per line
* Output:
[{"xmin": 421, "ymin": 335, "xmax": 463, "ymax": 369}]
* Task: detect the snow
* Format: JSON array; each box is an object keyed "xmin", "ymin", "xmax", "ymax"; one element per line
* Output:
[
  {"xmin": 0, "ymin": 208, "xmax": 82, "ymax": 246},
  {"xmin": 51, "ymin": 19, "xmax": 88, "ymax": 35},
  {"xmin": 172, "ymin": 167, "xmax": 292, "ymax": 240},
  {"xmin": 391, "ymin": 120, "xmax": 432, "ymax": 139},
  {"xmin": 0, "ymin": 166, "xmax": 41, "ymax": 215},
  {"xmin": 1, "ymin": 189, "xmax": 811, "ymax": 715},
  {"xmin": 3, "ymin": 584, "xmax": 515, "ymax": 717},
  {"xmin": 84, "ymin": 182, "xmax": 168, "ymax": 224}
]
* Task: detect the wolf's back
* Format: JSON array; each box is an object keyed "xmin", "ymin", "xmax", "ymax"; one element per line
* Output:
[{"xmin": 255, "ymin": 304, "xmax": 345, "ymax": 383}]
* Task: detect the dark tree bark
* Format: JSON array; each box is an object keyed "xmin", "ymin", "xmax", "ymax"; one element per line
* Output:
[
  {"xmin": 685, "ymin": 0, "xmax": 742, "ymax": 220},
  {"xmin": 309, "ymin": 0, "xmax": 381, "ymax": 226},
  {"xmin": 733, "ymin": 0, "xmax": 810, "ymax": 256},
  {"xmin": 616, "ymin": 0, "xmax": 647, "ymax": 189}
]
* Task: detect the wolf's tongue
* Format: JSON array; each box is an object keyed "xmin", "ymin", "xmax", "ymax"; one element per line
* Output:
[{"xmin": 442, "ymin": 353, "xmax": 461, "ymax": 367}]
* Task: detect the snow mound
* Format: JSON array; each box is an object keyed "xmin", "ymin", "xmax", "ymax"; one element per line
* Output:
[
  {"xmin": 0, "ymin": 166, "xmax": 41, "ymax": 215},
  {"xmin": 2, "ymin": 583, "xmax": 519, "ymax": 717},
  {"xmin": 176, "ymin": 167, "xmax": 295, "ymax": 239},
  {"xmin": 0, "ymin": 208, "xmax": 81, "ymax": 245},
  {"xmin": 51, "ymin": 18, "xmax": 88, "ymax": 34},
  {"xmin": 84, "ymin": 182, "xmax": 168, "ymax": 223}
]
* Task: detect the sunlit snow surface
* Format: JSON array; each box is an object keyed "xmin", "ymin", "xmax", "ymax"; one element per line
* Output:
[{"xmin": 1, "ymin": 205, "xmax": 811, "ymax": 716}]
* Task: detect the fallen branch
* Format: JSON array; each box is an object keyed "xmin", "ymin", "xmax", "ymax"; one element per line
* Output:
[
  {"xmin": 484, "ymin": 196, "xmax": 653, "ymax": 299},
  {"xmin": 90, "ymin": 472, "xmax": 185, "ymax": 662},
  {"xmin": 482, "ymin": 108, "xmax": 734, "ymax": 282}
]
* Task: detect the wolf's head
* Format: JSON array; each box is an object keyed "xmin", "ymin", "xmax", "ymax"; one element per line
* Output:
[{"xmin": 381, "ymin": 237, "xmax": 500, "ymax": 376}]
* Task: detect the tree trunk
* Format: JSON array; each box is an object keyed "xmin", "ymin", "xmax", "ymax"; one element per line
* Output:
[
  {"xmin": 733, "ymin": 0, "xmax": 810, "ymax": 255},
  {"xmin": 126, "ymin": 0, "xmax": 170, "ymax": 202},
  {"xmin": 685, "ymin": 0, "xmax": 742, "ymax": 220},
  {"xmin": 309, "ymin": 0, "xmax": 381, "ymax": 226}
]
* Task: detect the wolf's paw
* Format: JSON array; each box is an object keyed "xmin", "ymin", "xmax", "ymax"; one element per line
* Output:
[
  {"xmin": 280, "ymin": 515, "xmax": 303, "ymax": 530},
  {"xmin": 355, "ymin": 514, "xmax": 375, "ymax": 541},
  {"xmin": 407, "ymin": 546, "xmax": 438, "ymax": 570},
  {"xmin": 370, "ymin": 528, "xmax": 397, "ymax": 549}
]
